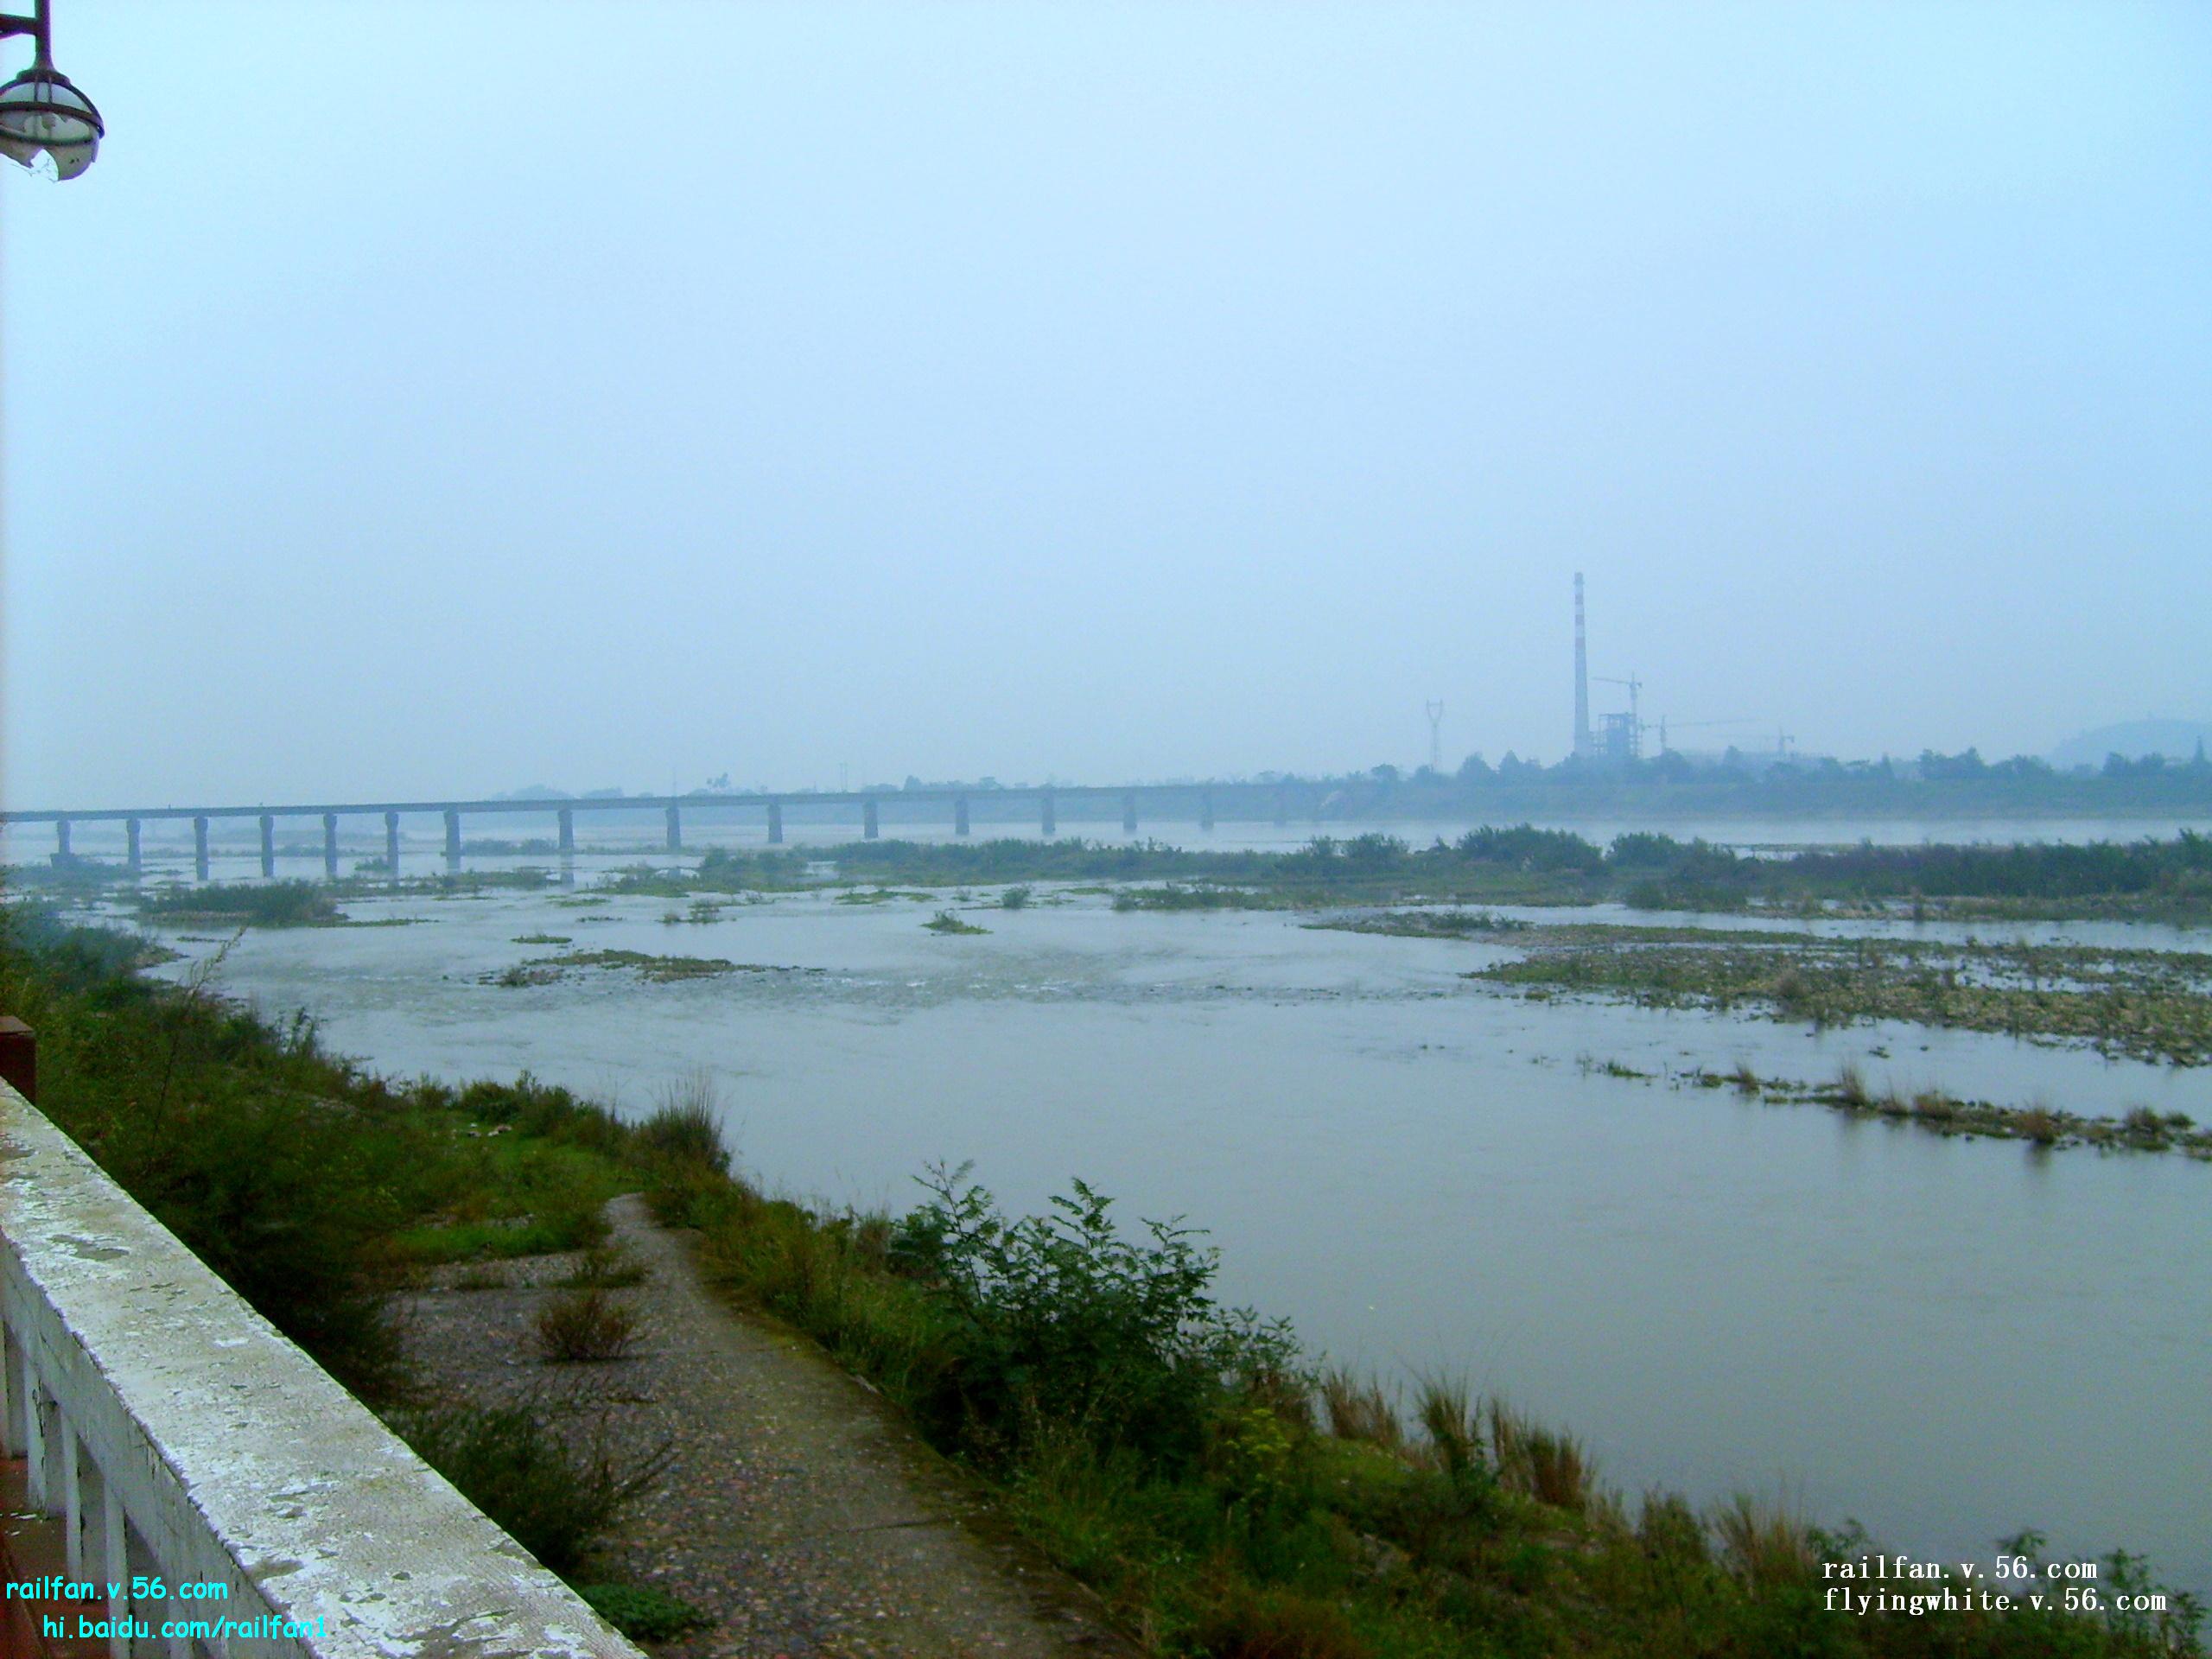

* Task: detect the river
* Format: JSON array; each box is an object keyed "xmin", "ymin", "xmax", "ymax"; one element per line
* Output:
[{"xmin": 29, "ymin": 812, "xmax": 2209, "ymax": 1599}]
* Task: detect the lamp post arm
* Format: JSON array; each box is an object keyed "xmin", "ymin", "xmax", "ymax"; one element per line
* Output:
[{"xmin": 0, "ymin": 0, "xmax": 44, "ymax": 61}]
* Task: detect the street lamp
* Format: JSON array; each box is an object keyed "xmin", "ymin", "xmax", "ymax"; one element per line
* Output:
[{"xmin": 0, "ymin": 0, "xmax": 100, "ymax": 180}]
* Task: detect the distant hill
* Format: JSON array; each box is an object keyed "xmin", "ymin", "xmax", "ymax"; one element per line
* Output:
[{"xmin": 2049, "ymin": 720, "xmax": 2212, "ymax": 770}]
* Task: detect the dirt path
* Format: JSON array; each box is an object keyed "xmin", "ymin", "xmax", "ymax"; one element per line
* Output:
[{"xmin": 397, "ymin": 1195, "xmax": 1137, "ymax": 1659}]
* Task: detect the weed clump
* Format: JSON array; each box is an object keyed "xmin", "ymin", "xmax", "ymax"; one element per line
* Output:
[
  {"xmin": 924, "ymin": 910, "xmax": 988, "ymax": 935},
  {"xmin": 385, "ymin": 1398, "xmax": 666, "ymax": 1574},
  {"xmin": 534, "ymin": 1288, "xmax": 641, "ymax": 1363},
  {"xmin": 574, "ymin": 1583, "xmax": 709, "ymax": 1642},
  {"xmin": 560, "ymin": 1243, "xmax": 647, "ymax": 1290},
  {"xmin": 1319, "ymin": 1370, "xmax": 1402, "ymax": 1449},
  {"xmin": 637, "ymin": 1072, "xmax": 732, "ymax": 1175}
]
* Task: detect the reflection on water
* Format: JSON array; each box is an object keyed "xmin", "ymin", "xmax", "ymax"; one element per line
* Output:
[{"xmin": 113, "ymin": 855, "xmax": 2212, "ymax": 1600}]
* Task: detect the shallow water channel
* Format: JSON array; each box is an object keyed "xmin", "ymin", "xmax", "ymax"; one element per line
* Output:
[{"xmin": 69, "ymin": 817, "xmax": 2209, "ymax": 1599}]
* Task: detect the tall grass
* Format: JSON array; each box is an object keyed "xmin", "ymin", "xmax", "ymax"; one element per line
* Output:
[
  {"xmin": 1319, "ymin": 1370, "xmax": 1402, "ymax": 1448},
  {"xmin": 637, "ymin": 1071, "xmax": 731, "ymax": 1174},
  {"xmin": 1713, "ymin": 1494, "xmax": 1816, "ymax": 1590}
]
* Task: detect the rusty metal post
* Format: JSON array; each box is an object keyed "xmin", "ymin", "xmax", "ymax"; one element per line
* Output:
[{"xmin": 0, "ymin": 1018, "xmax": 35, "ymax": 1103}]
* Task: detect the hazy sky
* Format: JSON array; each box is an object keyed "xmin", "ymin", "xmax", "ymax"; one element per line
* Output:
[{"xmin": 5, "ymin": 2, "xmax": 2209, "ymax": 807}]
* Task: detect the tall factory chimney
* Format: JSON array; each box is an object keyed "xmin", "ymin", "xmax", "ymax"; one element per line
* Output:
[{"xmin": 1573, "ymin": 572, "xmax": 1592, "ymax": 759}]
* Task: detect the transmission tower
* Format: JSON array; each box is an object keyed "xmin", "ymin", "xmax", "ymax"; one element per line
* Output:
[{"xmin": 1426, "ymin": 701, "xmax": 1445, "ymax": 774}]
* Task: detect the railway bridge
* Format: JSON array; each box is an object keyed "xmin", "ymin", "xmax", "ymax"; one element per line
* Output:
[{"xmin": 0, "ymin": 782, "xmax": 1321, "ymax": 880}]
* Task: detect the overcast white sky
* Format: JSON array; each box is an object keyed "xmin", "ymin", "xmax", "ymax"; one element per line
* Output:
[{"xmin": 4, "ymin": 2, "xmax": 2209, "ymax": 807}]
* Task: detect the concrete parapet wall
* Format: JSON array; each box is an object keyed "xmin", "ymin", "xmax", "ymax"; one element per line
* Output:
[{"xmin": 0, "ymin": 1079, "xmax": 645, "ymax": 1659}]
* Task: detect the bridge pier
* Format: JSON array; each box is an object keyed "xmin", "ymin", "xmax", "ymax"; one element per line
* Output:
[
  {"xmin": 557, "ymin": 808, "xmax": 575, "ymax": 854},
  {"xmin": 193, "ymin": 817, "xmax": 210, "ymax": 881},
  {"xmin": 323, "ymin": 813, "xmax": 340, "ymax": 880},
  {"xmin": 766, "ymin": 801, "xmax": 784, "ymax": 845},
  {"xmin": 385, "ymin": 811, "xmax": 401, "ymax": 880},
  {"xmin": 54, "ymin": 820, "xmax": 69, "ymax": 862},
  {"xmin": 954, "ymin": 796, "xmax": 969, "ymax": 836},
  {"xmin": 1200, "ymin": 790, "xmax": 1215, "ymax": 832},
  {"xmin": 1122, "ymin": 791, "xmax": 1137, "ymax": 835},
  {"xmin": 125, "ymin": 817, "xmax": 142, "ymax": 876},
  {"xmin": 665, "ymin": 804, "xmax": 682, "ymax": 852},
  {"xmin": 863, "ymin": 800, "xmax": 879, "ymax": 840},
  {"xmin": 444, "ymin": 810, "xmax": 461, "ymax": 872},
  {"xmin": 1274, "ymin": 788, "xmax": 1287, "ymax": 828},
  {"xmin": 1040, "ymin": 791, "xmax": 1056, "ymax": 837},
  {"xmin": 258, "ymin": 815, "xmax": 276, "ymax": 878}
]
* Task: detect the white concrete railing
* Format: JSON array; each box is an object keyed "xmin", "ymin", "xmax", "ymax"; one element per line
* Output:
[{"xmin": 0, "ymin": 1077, "xmax": 647, "ymax": 1659}]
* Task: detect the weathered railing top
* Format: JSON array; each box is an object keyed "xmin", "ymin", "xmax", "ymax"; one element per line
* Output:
[{"xmin": 0, "ymin": 1078, "xmax": 644, "ymax": 1658}]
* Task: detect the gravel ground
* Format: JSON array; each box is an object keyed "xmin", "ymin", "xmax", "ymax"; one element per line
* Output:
[{"xmin": 396, "ymin": 1195, "xmax": 1139, "ymax": 1659}]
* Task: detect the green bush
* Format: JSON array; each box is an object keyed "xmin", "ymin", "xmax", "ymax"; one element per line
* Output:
[{"xmin": 890, "ymin": 1164, "xmax": 1298, "ymax": 1473}]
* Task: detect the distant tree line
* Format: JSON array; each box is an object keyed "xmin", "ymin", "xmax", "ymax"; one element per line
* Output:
[{"xmin": 1236, "ymin": 742, "xmax": 2212, "ymax": 817}]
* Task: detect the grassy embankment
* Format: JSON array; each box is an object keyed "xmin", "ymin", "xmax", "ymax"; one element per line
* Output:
[
  {"xmin": 0, "ymin": 901, "xmax": 718, "ymax": 1638},
  {"xmin": 646, "ymin": 1166, "xmax": 2204, "ymax": 1658},
  {"xmin": 3, "ymin": 903, "xmax": 2205, "ymax": 1656}
]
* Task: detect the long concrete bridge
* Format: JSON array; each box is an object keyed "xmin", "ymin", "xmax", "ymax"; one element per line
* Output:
[{"xmin": 0, "ymin": 783, "xmax": 1323, "ymax": 880}]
